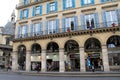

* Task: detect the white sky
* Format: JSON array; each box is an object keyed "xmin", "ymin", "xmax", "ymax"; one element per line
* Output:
[{"xmin": 0, "ymin": 0, "xmax": 19, "ymax": 26}]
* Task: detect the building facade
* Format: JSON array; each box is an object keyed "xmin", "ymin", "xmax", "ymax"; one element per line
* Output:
[
  {"xmin": 0, "ymin": 11, "xmax": 15, "ymax": 69},
  {"xmin": 13, "ymin": 0, "xmax": 120, "ymax": 72}
]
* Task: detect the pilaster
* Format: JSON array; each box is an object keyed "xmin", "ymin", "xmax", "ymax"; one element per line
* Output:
[
  {"xmin": 102, "ymin": 45, "xmax": 110, "ymax": 72},
  {"xmin": 79, "ymin": 47, "xmax": 86, "ymax": 72},
  {"xmin": 59, "ymin": 48, "xmax": 65, "ymax": 72},
  {"xmin": 41, "ymin": 49, "xmax": 46, "ymax": 72}
]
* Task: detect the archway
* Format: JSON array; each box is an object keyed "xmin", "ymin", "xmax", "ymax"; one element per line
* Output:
[
  {"xmin": 84, "ymin": 38, "xmax": 102, "ymax": 71},
  {"xmin": 107, "ymin": 35, "xmax": 120, "ymax": 71},
  {"xmin": 46, "ymin": 42, "xmax": 59, "ymax": 71},
  {"xmin": 31, "ymin": 43, "xmax": 41, "ymax": 71},
  {"xmin": 64, "ymin": 40, "xmax": 80, "ymax": 71},
  {"xmin": 18, "ymin": 45, "xmax": 26, "ymax": 70}
]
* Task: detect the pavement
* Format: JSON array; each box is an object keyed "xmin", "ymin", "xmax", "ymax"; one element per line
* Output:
[{"xmin": 0, "ymin": 69, "xmax": 120, "ymax": 77}]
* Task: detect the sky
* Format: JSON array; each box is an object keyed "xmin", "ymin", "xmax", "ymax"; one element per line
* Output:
[{"xmin": 0, "ymin": 0, "xmax": 19, "ymax": 27}]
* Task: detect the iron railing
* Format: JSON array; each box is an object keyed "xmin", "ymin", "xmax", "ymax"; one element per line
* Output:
[{"xmin": 14, "ymin": 21, "xmax": 120, "ymax": 39}]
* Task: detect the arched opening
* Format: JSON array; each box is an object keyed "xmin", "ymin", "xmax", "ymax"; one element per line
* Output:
[
  {"xmin": 46, "ymin": 42, "xmax": 59, "ymax": 71},
  {"xmin": 64, "ymin": 40, "xmax": 80, "ymax": 71},
  {"xmin": 107, "ymin": 35, "xmax": 120, "ymax": 71},
  {"xmin": 18, "ymin": 45, "xmax": 26, "ymax": 70},
  {"xmin": 84, "ymin": 38, "xmax": 102, "ymax": 71},
  {"xmin": 31, "ymin": 43, "xmax": 41, "ymax": 71}
]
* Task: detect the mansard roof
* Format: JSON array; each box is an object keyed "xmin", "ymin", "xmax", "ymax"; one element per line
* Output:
[{"xmin": 2, "ymin": 21, "xmax": 15, "ymax": 35}]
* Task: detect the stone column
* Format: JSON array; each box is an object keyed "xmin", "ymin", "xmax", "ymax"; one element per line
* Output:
[
  {"xmin": 59, "ymin": 48, "xmax": 65, "ymax": 72},
  {"xmin": 26, "ymin": 50, "xmax": 31, "ymax": 72},
  {"xmin": 79, "ymin": 47, "xmax": 86, "ymax": 72},
  {"xmin": 12, "ymin": 51, "xmax": 18, "ymax": 71},
  {"xmin": 41, "ymin": 49, "xmax": 46, "ymax": 72},
  {"xmin": 102, "ymin": 45, "xmax": 110, "ymax": 72}
]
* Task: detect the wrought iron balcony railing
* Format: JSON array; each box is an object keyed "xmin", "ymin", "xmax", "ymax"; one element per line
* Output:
[
  {"xmin": 14, "ymin": 21, "xmax": 120, "ymax": 39},
  {"xmin": 16, "ymin": 0, "xmax": 48, "ymax": 9}
]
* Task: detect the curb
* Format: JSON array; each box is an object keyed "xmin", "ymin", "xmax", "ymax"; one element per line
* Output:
[{"xmin": 1, "ymin": 71, "xmax": 120, "ymax": 77}]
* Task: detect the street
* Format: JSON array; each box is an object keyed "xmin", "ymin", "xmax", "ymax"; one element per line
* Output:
[{"xmin": 0, "ymin": 73, "xmax": 120, "ymax": 80}]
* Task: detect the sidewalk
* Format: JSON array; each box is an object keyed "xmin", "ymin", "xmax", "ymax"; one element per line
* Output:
[{"xmin": 0, "ymin": 70, "xmax": 120, "ymax": 77}]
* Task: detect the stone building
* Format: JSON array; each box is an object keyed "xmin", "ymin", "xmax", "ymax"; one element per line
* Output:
[
  {"xmin": 0, "ymin": 11, "xmax": 15, "ymax": 69},
  {"xmin": 13, "ymin": 0, "xmax": 120, "ymax": 72}
]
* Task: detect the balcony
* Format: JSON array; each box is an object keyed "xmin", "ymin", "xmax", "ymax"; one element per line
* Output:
[
  {"xmin": 13, "ymin": 22, "xmax": 120, "ymax": 42},
  {"xmin": 0, "ymin": 44, "xmax": 13, "ymax": 50},
  {"xmin": 16, "ymin": 0, "xmax": 49, "ymax": 9}
]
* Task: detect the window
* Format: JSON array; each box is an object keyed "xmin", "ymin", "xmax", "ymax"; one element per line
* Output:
[
  {"xmin": 81, "ymin": 13, "xmax": 99, "ymax": 30},
  {"xmin": 63, "ymin": 0, "xmax": 75, "ymax": 10},
  {"xmin": 20, "ymin": 9, "xmax": 29, "ymax": 19},
  {"xmin": 109, "ymin": 53, "xmax": 120, "ymax": 66},
  {"xmin": 18, "ymin": 25, "xmax": 28, "ymax": 38},
  {"xmin": 84, "ymin": 14, "xmax": 95, "ymax": 29},
  {"xmin": 65, "ymin": 17, "xmax": 75, "ymax": 32},
  {"xmin": 6, "ymin": 37, "xmax": 10, "ymax": 45},
  {"xmin": 32, "ymin": 23, "xmax": 42, "ymax": 36},
  {"xmin": 23, "ymin": 9, "xmax": 28, "ymax": 18},
  {"xmin": 48, "ymin": 20, "xmax": 57, "ymax": 34},
  {"xmin": 81, "ymin": 0, "xmax": 94, "ymax": 6},
  {"xmin": 35, "ymin": 6, "xmax": 40, "ymax": 15},
  {"xmin": 35, "ymin": 0, "xmax": 39, "ymax": 2},
  {"xmin": 66, "ymin": 0, "xmax": 72, "ymax": 8},
  {"xmin": 50, "ymin": 2, "xmax": 55, "ymax": 12},
  {"xmin": 105, "ymin": 10, "xmax": 118, "ymax": 27},
  {"xmin": 101, "ymin": 0, "xmax": 117, "ymax": 3},
  {"xmin": 21, "ymin": 26, "xmax": 27, "ymax": 37},
  {"xmin": 47, "ymin": 1, "xmax": 57, "ymax": 13},
  {"xmin": 23, "ymin": 0, "xmax": 28, "ymax": 5},
  {"xmin": 32, "ymin": 5, "xmax": 42, "ymax": 16},
  {"xmin": 85, "ymin": 0, "xmax": 91, "ymax": 4},
  {"xmin": 31, "ymin": 22, "xmax": 42, "ymax": 36}
]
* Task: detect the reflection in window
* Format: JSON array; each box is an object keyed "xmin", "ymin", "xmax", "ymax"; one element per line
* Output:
[
  {"xmin": 50, "ymin": 2, "xmax": 55, "ymax": 12},
  {"xmin": 66, "ymin": 0, "xmax": 72, "ymax": 8},
  {"xmin": 65, "ymin": 17, "xmax": 75, "ymax": 32},
  {"xmin": 48, "ymin": 20, "xmax": 57, "ymax": 34},
  {"xmin": 105, "ymin": 10, "xmax": 118, "ymax": 27},
  {"xmin": 109, "ymin": 53, "xmax": 120, "ymax": 66},
  {"xmin": 84, "ymin": 14, "xmax": 95, "ymax": 29},
  {"xmin": 108, "ymin": 44, "xmax": 115, "ymax": 48}
]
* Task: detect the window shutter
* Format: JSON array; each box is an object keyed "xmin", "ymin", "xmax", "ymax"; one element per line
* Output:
[
  {"xmin": 74, "ymin": 16, "xmax": 78, "ymax": 31},
  {"xmin": 80, "ymin": 15, "xmax": 86, "ymax": 30},
  {"xmin": 62, "ymin": 18, "xmax": 66, "ymax": 32},
  {"xmin": 47, "ymin": 3, "xmax": 50, "ymax": 13},
  {"xmin": 63, "ymin": 0, "xmax": 66, "ymax": 10},
  {"xmin": 46, "ymin": 21, "xmax": 48, "ymax": 34},
  {"xmin": 20, "ymin": 10, "xmax": 22, "ymax": 20},
  {"xmin": 32, "ymin": 7, "xmax": 35, "ymax": 16},
  {"xmin": 91, "ymin": 0, "xmax": 95, "ymax": 4},
  {"xmin": 102, "ymin": 11, "xmax": 107, "ymax": 27},
  {"xmin": 55, "ymin": 1, "xmax": 58, "ymax": 12},
  {"xmin": 116, "ymin": 9, "xmax": 120, "ymax": 24},
  {"xmin": 94, "ymin": 13, "xmax": 100, "ymax": 28},
  {"xmin": 25, "ymin": 26, "xmax": 28, "ymax": 37},
  {"xmin": 40, "ymin": 22, "xmax": 43, "ymax": 35},
  {"xmin": 101, "ymin": 0, "xmax": 105, "ymax": 3},
  {"xmin": 30, "ymin": 24, "xmax": 33, "ymax": 36},
  {"xmin": 40, "ymin": 5, "xmax": 42, "ymax": 15},
  {"xmin": 81, "ymin": 0, "xmax": 84, "ymax": 6},
  {"xmin": 17, "ymin": 26, "xmax": 21, "ymax": 38},
  {"xmin": 72, "ymin": 0, "xmax": 75, "ymax": 8},
  {"xmin": 26, "ymin": 9, "xmax": 29, "ymax": 18},
  {"xmin": 56, "ymin": 19, "xmax": 60, "ymax": 33}
]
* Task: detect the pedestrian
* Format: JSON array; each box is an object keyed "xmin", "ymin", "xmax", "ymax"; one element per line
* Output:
[
  {"xmin": 36, "ymin": 64, "xmax": 40, "ymax": 73},
  {"xmin": 92, "ymin": 62, "xmax": 95, "ymax": 72}
]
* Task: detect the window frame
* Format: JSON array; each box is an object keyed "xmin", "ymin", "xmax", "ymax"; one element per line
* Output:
[
  {"xmin": 48, "ymin": 20, "xmax": 57, "ymax": 34},
  {"xmin": 35, "ymin": 6, "xmax": 40, "ymax": 16},
  {"xmin": 49, "ymin": 2, "xmax": 56, "ymax": 12}
]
